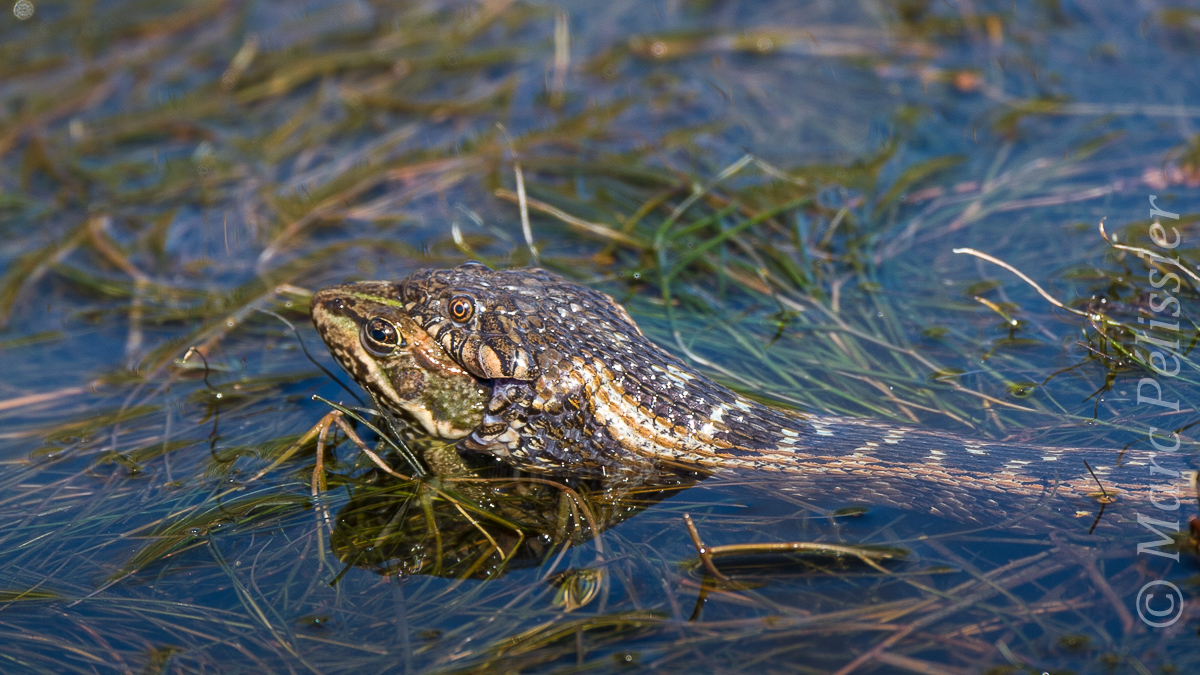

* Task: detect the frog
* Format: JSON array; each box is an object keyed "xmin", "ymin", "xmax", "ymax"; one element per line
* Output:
[{"xmin": 310, "ymin": 281, "xmax": 489, "ymax": 442}]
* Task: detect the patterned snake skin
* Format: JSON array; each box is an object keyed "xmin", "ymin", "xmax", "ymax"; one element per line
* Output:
[{"xmin": 394, "ymin": 263, "xmax": 1187, "ymax": 524}]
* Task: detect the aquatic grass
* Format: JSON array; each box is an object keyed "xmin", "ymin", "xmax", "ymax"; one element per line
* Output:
[
  {"xmin": 1, "ymin": 0, "xmax": 1199, "ymax": 673},
  {"xmin": 429, "ymin": 122, "xmax": 1200, "ymax": 673},
  {"xmin": 463, "ymin": 145, "xmax": 1200, "ymax": 672},
  {"xmin": 114, "ymin": 492, "xmax": 313, "ymax": 580},
  {"xmin": 509, "ymin": 161, "xmax": 1046, "ymax": 432}
]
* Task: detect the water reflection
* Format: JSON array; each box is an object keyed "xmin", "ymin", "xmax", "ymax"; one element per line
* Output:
[{"xmin": 330, "ymin": 449, "xmax": 704, "ymax": 580}]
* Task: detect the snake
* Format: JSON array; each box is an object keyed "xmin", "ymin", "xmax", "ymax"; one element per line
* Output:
[{"xmin": 311, "ymin": 262, "xmax": 1192, "ymax": 525}]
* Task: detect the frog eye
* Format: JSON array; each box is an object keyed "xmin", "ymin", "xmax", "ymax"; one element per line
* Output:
[
  {"xmin": 361, "ymin": 317, "xmax": 404, "ymax": 355},
  {"xmin": 448, "ymin": 295, "xmax": 475, "ymax": 323}
]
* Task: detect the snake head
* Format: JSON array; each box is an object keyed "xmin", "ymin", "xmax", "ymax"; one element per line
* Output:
[
  {"xmin": 401, "ymin": 262, "xmax": 541, "ymax": 380},
  {"xmin": 402, "ymin": 262, "xmax": 647, "ymax": 383}
]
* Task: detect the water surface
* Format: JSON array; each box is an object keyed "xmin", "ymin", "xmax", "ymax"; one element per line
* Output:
[{"xmin": 2, "ymin": 1, "xmax": 1200, "ymax": 672}]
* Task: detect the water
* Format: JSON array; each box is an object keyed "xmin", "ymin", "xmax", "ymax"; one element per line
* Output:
[{"xmin": 2, "ymin": 0, "xmax": 1199, "ymax": 672}]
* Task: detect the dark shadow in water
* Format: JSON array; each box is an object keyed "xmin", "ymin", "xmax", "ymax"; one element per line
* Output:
[{"xmin": 330, "ymin": 455, "xmax": 706, "ymax": 580}]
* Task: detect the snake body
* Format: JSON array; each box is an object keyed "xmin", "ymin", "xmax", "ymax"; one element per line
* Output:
[{"xmin": 313, "ymin": 263, "xmax": 1190, "ymax": 524}]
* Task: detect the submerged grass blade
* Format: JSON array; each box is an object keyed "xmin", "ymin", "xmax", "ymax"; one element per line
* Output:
[{"xmin": 114, "ymin": 493, "xmax": 311, "ymax": 580}]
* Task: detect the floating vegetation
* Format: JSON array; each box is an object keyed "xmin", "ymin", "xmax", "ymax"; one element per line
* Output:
[{"xmin": 1, "ymin": 0, "xmax": 1199, "ymax": 673}]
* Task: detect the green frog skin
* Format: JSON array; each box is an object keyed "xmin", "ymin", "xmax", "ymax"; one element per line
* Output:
[
  {"xmin": 313, "ymin": 264, "xmax": 1191, "ymax": 525},
  {"xmin": 311, "ymin": 281, "xmax": 489, "ymax": 441}
]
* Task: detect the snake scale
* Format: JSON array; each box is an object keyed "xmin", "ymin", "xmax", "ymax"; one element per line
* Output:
[{"xmin": 312, "ymin": 262, "xmax": 1192, "ymax": 525}]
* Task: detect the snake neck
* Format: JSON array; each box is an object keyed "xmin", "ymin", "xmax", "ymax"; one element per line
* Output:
[
  {"xmin": 491, "ymin": 371, "xmax": 1188, "ymax": 525},
  {"xmin": 394, "ymin": 264, "xmax": 1190, "ymax": 526}
]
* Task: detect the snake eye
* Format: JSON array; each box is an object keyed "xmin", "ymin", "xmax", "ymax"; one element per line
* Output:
[
  {"xmin": 448, "ymin": 295, "xmax": 475, "ymax": 323},
  {"xmin": 361, "ymin": 317, "xmax": 403, "ymax": 355}
]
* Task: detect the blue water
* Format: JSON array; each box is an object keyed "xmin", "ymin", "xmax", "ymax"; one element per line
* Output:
[{"xmin": 2, "ymin": 0, "xmax": 1200, "ymax": 672}]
